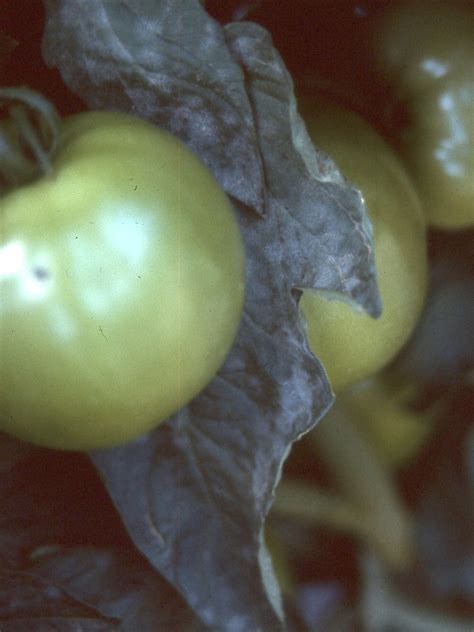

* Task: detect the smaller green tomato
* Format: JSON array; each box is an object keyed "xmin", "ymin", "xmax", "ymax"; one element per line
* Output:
[
  {"xmin": 372, "ymin": 1, "xmax": 472, "ymax": 99},
  {"xmin": 404, "ymin": 67, "xmax": 474, "ymax": 231},
  {"xmin": 299, "ymin": 97, "xmax": 427, "ymax": 393},
  {"xmin": 374, "ymin": 0, "xmax": 474, "ymax": 230},
  {"xmin": 0, "ymin": 111, "xmax": 245, "ymax": 450},
  {"xmin": 343, "ymin": 374, "xmax": 435, "ymax": 468}
]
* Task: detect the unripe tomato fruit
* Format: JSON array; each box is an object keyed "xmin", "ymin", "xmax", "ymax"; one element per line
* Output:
[
  {"xmin": 0, "ymin": 111, "xmax": 245, "ymax": 450},
  {"xmin": 299, "ymin": 97, "xmax": 427, "ymax": 393},
  {"xmin": 374, "ymin": 0, "xmax": 474, "ymax": 230},
  {"xmin": 343, "ymin": 374, "xmax": 435, "ymax": 468}
]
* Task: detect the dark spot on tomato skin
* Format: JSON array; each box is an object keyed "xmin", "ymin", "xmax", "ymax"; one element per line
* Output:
[{"xmin": 32, "ymin": 266, "xmax": 50, "ymax": 281}]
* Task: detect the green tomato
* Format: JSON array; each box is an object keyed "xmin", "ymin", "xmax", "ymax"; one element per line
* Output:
[
  {"xmin": 298, "ymin": 97, "xmax": 427, "ymax": 393},
  {"xmin": 0, "ymin": 111, "xmax": 245, "ymax": 450},
  {"xmin": 374, "ymin": 0, "xmax": 474, "ymax": 230},
  {"xmin": 343, "ymin": 374, "xmax": 435, "ymax": 468}
]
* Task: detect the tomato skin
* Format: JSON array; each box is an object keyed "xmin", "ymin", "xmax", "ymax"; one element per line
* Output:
[
  {"xmin": 343, "ymin": 375, "xmax": 435, "ymax": 468},
  {"xmin": 299, "ymin": 97, "xmax": 427, "ymax": 393},
  {"xmin": 374, "ymin": 0, "xmax": 474, "ymax": 230},
  {"xmin": 0, "ymin": 111, "xmax": 245, "ymax": 450}
]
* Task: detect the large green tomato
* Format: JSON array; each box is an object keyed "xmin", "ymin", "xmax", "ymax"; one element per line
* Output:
[
  {"xmin": 298, "ymin": 97, "xmax": 427, "ymax": 393},
  {"xmin": 0, "ymin": 111, "xmax": 245, "ymax": 450},
  {"xmin": 374, "ymin": 0, "xmax": 474, "ymax": 230}
]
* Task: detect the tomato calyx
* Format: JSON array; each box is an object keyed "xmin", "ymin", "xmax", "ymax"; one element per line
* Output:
[{"xmin": 0, "ymin": 87, "xmax": 60, "ymax": 192}]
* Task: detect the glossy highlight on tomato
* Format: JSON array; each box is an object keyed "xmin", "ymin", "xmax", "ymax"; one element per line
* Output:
[
  {"xmin": 299, "ymin": 97, "xmax": 427, "ymax": 393},
  {"xmin": 0, "ymin": 111, "xmax": 246, "ymax": 450}
]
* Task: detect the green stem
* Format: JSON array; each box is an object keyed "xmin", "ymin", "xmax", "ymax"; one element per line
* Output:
[
  {"xmin": 273, "ymin": 478, "xmax": 370, "ymax": 537},
  {"xmin": 307, "ymin": 402, "xmax": 414, "ymax": 569},
  {"xmin": 0, "ymin": 127, "xmax": 35, "ymax": 186},
  {"xmin": 0, "ymin": 87, "xmax": 60, "ymax": 191},
  {"xmin": 9, "ymin": 104, "xmax": 53, "ymax": 175}
]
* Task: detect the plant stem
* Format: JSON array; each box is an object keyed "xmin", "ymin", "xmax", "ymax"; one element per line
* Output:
[
  {"xmin": 273, "ymin": 478, "xmax": 370, "ymax": 537},
  {"xmin": 0, "ymin": 87, "xmax": 60, "ymax": 191},
  {"xmin": 307, "ymin": 402, "xmax": 414, "ymax": 569}
]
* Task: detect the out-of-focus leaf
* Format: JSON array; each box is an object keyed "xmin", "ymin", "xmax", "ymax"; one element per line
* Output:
[
  {"xmin": 0, "ymin": 452, "xmax": 207, "ymax": 630},
  {"xmin": 41, "ymin": 1, "xmax": 380, "ymax": 630},
  {"xmin": 394, "ymin": 232, "xmax": 474, "ymax": 384},
  {"xmin": 0, "ymin": 450, "xmax": 130, "ymax": 565},
  {"xmin": 361, "ymin": 552, "xmax": 474, "ymax": 632},
  {"xmin": 29, "ymin": 546, "xmax": 211, "ymax": 632},
  {"xmin": 294, "ymin": 581, "xmax": 351, "ymax": 631},
  {"xmin": 0, "ymin": 568, "xmax": 118, "ymax": 632},
  {"xmin": 413, "ymin": 389, "xmax": 474, "ymax": 607}
]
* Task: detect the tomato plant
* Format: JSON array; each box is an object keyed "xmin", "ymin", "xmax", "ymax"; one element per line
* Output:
[
  {"xmin": 0, "ymin": 106, "xmax": 245, "ymax": 450},
  {"xmin": 342, "ymin": 373, "xmax": 436, "ymax": 468},
  {"xmin": 298, "ymin": 97, "xmax": 428, "ymax": 393},
  {"xmin": 374, "ymin": 0, "xmax": 474, "ymax": 230}
]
